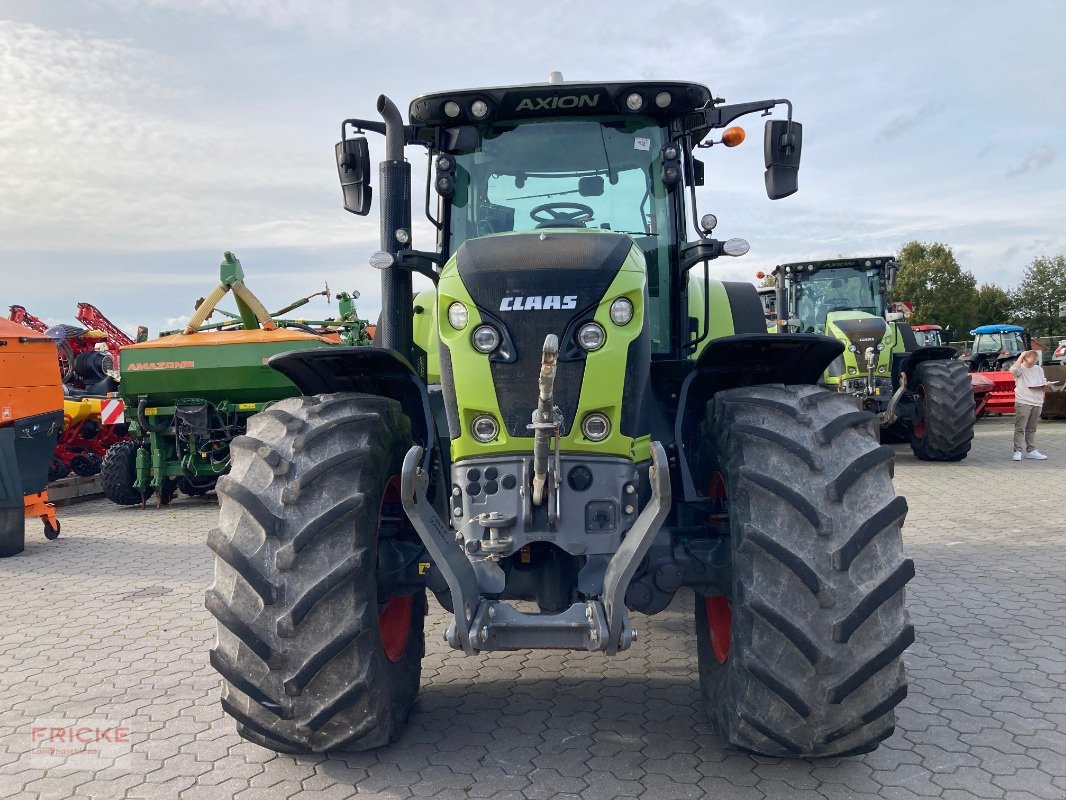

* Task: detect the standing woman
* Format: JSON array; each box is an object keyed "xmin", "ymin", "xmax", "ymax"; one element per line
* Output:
[{"xmin": 1010, "ymin": 350, "xmax": 1050, "ymax": 461}]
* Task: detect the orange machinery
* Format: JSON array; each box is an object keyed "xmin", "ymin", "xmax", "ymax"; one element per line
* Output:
[{"xmin": 1, "ymin": 318, "xmax": 64, "ymax": 556}]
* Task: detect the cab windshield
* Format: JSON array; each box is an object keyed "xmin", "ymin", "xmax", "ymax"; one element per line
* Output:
[
  {"xmin": 792, "ymin": 267, "xmax": 885, "ymax": 334},
  {"xmin": 913, "ymin": 329, "xmax": 943, "ymax": 347},
  {"xmin": 446, "ymin": 117, "xmax": 674, "ymax": 351},
  {"xmin": 974, "ymin": 332, "xmax": 1026, "ymax": 354}
]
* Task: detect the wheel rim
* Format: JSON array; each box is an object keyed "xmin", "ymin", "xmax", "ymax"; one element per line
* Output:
[
  {"xmin": 913, "ymin": 384, "xmax": 927, "ymax": 439},
  {"xmin": 377, "ymin": 476, "xmax": 413, "ymax": 663},
  {"xmin": 707, "ymin": 470, "xmax": 727, "ymax": 523},
  {"xmin": 379, "ymin": 595, "xmax": 414, "ymax": 663},
  {"xmin": 704, "ymin": 595, "xmax": 732, "ymax": 664}
]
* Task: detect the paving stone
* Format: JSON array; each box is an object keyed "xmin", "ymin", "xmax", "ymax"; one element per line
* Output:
[{"xmin": 0, "ymin": 419, "xmax": 1063, "ymax": 799}]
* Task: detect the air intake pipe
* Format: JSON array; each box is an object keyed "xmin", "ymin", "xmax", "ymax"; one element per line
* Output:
[{"xmin": 376, "ymin": 94, "xmax": 413, "ymax": 361}]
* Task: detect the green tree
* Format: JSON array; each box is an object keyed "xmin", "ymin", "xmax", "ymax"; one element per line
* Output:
[
  {"xmin": 1012, "ymin": 254, "xmax": 1066, "ymax": 338},
  {"xmin": 893, "ymin": 241, "xmax": 978, "ymax": 333},
  {"xmin": 973, "ymin": 283, "xmax": 1014, "ymax": 326},
  {"xmin": 758, "ymin": 273, "xmax": 777, "ymax": 288}
]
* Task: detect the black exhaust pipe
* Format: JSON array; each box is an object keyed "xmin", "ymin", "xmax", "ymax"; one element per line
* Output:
[{"xmin": 376, "ymin": 94, "xmax": 413, "ymax": 361}]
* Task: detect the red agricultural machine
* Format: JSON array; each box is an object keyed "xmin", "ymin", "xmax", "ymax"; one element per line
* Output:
[{"xmin": 7, "ymin": 303, "xmax": 134, "ymax": 480}]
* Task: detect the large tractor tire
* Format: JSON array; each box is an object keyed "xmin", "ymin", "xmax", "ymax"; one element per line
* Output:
[
  {"xmin": 0, "ymin": 509, "xmax": 26, "ymax": 558},
  {"xmin": 909, "ymin": 360, "xmax": 975, "ymax": 462},
  {"xmin": 208, "ymin": 392, "xmax": 425, "ymax": 754},
  {"xmin": 696, "ymin": 384, "xmax": 913, "ymax": 757},
  {"xmin": 101, "ymin": 440, "xmax": 150, "ymax": 505}
]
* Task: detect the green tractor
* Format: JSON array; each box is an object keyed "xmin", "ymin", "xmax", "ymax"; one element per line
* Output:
[
  {"xmin": 102, "ymin": 253, "xmax": 371, "ymax": 506},
  {"xmin": 772, "ymin": 256, "xmax": 974, "ymax": 461},
  {"xmin": 208, "ymin": 77, "xmax": 913, "ymax": 758}
]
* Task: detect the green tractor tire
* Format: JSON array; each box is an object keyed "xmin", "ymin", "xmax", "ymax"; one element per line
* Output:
[
  {"xmin": 101, "ymin": 440, "xmax": 152, "ymax": 506},
  {"xmin": 207, "ymin": 392, "xmax": 425, "ymax": 753},
  {"xmin": 696, "ymin": 384, "xmax": 913, "ymax": 757},
  {"xmin": 909, "ymin": 360, "xmax": 975, "ymax": 462}
]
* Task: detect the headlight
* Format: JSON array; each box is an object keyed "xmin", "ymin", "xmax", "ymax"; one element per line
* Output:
[
  {"xmin": 625, "ymin": 92, "xmax": 644, "ymax": 111},
  {"xmin": 447, "ymin": 302, "xmax": 468, "ymax": 330},
  {"xmin": 609, "ymin": 297, "xmax": 634, "ymax": 326},
  {"xmin": 848, "ymin": 344, "xmax": 858, "ymax": 353},
  {"xmin": 581, "ymin": 413, "xmax": 611, "ymax": 441},
  {"xmin": 470, "ymin": 99, "xmax": 489, "ymax": 118},
  {"xmin": 577, "ymin": 322, "xmax": 606, "ymax": 351},
  {"xmin": 471, "ymin": 324, "xmax": 500, "ymax": 353},
  {"xmin": 471, "ymin": 415, "xmax": 499, "ymax": 442},
  {"xmin": 876, "ymin": 343, "xmax": 884, "ymax": 351}
]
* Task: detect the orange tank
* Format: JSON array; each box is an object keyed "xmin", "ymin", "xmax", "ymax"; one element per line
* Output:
[{"xmin": 1, "ymin": 318, "xmax": 64, "ymax": 557}]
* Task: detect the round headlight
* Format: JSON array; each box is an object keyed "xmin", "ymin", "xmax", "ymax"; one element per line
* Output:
[
  {"xmin": 876, "ymin": 343, "xmax": 884, "ymax": 351},
  {"xmin": 471, "ymin": 324, "xmax": 500, "ymax": 353},
  {"xmin": 663, "ymin": 145, "xmax": 679, "ymax": 160},
  {"xmin": 471, "ymin": 414, "xmax": 499, "ymax": 443},
  {"xmin": 436, "ymin": 154, "xmax": 453, "ymax": 171},
  {"xmin": 655, "ymin": 91, "xmax": 672, "ymax": 108},
  {"xmin": 581, "ymin": 413, "xmax": 611, "ymax": 442},
  {"xmin": 447, "ymin": 302, "xmax": 468, "ymax": 330},
  {"xmin": 577, "ymin": 322, "xmax": 606, "ymax": 351},
  {"xmin": 443, "ymin": 101, "xmax": 461, "ymax": 118},
  {"xmin": 609, "ymin": 297, "xmax": 634, "ymax": 326},
  {"xmin": 625, "ymin": 92, "xmax": 644, "ymax": 111},
  {"xmin": 848, "ymin": 344, "xmax": 858, "ymax": 353},
  {"xmin": 470, "ymin": 99, "xmax": 489, "ymax": 118}
]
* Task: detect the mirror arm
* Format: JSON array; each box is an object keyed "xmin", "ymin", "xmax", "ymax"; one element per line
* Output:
[
  {"xmin": 680, "ymin": 240, "xmax": 723, "ymax": 271},
  {"xmin": 341, "ymin": 118, "xmax": 386, "ymax": 139},
  {"xmin": 395, "ymin": 250, "xmax": 443, "ymax": 284},
  {"xmin": 678, "ymin": 99, "xmax": 796, "ymax": 145}
]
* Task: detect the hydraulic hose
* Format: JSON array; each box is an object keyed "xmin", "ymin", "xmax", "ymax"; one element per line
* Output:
[{"xmin": 137, "ymin": 397, "xmax": 169, "ymax": 434}]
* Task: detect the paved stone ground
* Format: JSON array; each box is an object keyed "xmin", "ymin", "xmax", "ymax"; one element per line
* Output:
[{"xmin": 1, "ymin": 418, "xmax": 1064, "ymax": 800}]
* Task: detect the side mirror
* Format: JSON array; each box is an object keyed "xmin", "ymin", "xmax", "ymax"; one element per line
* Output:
[
  {"xmin": 763, "ymin": 119, "xmax": 802, "ymax": 199},
  {"xmin": 885, "ymin": 312, "xmax": 905, "ymax": 323},
  {"xmin": 335, "ymin": 137, "xmax": 372, "ymax": 215}
]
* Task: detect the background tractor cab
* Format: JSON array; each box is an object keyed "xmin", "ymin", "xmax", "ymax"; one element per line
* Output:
[
  {"xmin": 965, "ymin": 324, "xmax": 1031, "ymax": 372},
  {"xmin": 773, "ymin": 256, "xmax": 975, "ymax": 461},
  {"xmin": 912, "ymin": 324, "xmax": 945, "ymax": 348},
  {"xmin": 755, "ymin": 282, "xmax": 776, "ymax": 330}
]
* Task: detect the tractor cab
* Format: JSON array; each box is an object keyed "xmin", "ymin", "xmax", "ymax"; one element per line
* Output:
[
  {"xmin": 912, "ymin": 324, "xmax": 944, "ymax": 348},
  {"xmin": 966, "ymin": 324, "xmax": 1031, "ymax": 372}
]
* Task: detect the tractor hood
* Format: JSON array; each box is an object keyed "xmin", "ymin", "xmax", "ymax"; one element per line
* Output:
[
  {"xmin": 826, "ymin": 311, "xmax": 888, "ymax": 375},
  {"xmin": 436, "ymin": 229, "xmax": 650, "ymax": 461}
]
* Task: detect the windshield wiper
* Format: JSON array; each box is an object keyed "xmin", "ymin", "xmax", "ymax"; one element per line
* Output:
[{"xmin": 505, "ymin": 188, "xmax": 581, "ymax": 201}]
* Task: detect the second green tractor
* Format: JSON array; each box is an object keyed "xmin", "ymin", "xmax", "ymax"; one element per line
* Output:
[
  {"xmin": 207, "ymin": 76, "xmax": 914, "ymax": 758},
  {"xmin": 772, "ymin": 257, "xmax": 975, "ymax": 461}
]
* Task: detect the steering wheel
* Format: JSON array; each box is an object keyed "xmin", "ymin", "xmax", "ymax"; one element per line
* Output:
[{"xmin": 529, "ymin": 202, "xmax": 594, "ymax": 227}]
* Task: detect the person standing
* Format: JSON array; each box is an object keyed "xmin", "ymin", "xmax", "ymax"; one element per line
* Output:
[{"xmin": 1010, "ymin": 350, "xmax": 1049, "ymax": 461}]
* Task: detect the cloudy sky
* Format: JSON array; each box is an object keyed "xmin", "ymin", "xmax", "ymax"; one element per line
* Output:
[{"xmin": 1, "ymin": 1, "xmax": 1063, "ymax": 336}]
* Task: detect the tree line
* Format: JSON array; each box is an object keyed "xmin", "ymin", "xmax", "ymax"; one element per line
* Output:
[{"xmin": 893, "ymin": 242, "xmax": 1066, "ymax": 341}]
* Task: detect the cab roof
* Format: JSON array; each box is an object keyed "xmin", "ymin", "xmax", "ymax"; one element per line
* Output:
[
  {"xmin": 774, "ymin": 256, "xmax": 896, "ymax": 274},
  {"xmin": 409, "ymin": 80, "xmax": 713, "ymax": 127},
  {"xmin": 970, "ymin": 324, "xmax": 1025, "ymax": 335}
]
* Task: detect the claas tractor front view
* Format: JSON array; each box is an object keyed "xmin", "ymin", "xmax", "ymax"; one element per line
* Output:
[
  {"xmin": 208, "ymin": 76, "xmax": 914, "ymax": 758},
  {"xmin": 772, "ymin": 257, "xmax": 975, "ymax": 461}
]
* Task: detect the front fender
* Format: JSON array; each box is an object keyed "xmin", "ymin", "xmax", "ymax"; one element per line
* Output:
[
  {"xmin": 674, "ymin": 333, "xmax": 843, "ymax": 504},
  {"xmin": 269, "ymin": 347, "xmax": 439, "ymax": 471}
]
